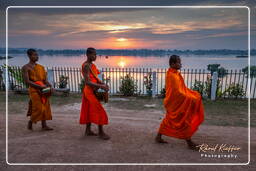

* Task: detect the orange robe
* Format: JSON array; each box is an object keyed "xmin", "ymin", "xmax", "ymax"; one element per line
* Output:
[
  {"xmin": 27, "ymin": 64, "xmax": 52, "ymax": 123},
  {"xmin": 158, "ymin": 68, "xmax": 204, "ymax": 139},
  {"xmin": 80, "ymin": 63, "xmax": 108, "ymax": 125}
]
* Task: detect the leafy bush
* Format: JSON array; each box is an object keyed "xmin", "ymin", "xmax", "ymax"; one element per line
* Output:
[
  {"xmin": 223, "ymin": 83, "xmax": 245, "ymax": 98},
  {"xmin": 192, "ymin": 80, "xmax": 205, "ymax": 96},
  {"xmin": 79, "ymin": 78, "xmax": 85, "ymax": 93},
  {"xmin": 2, "ymin": 64, "xmax": 27, "ymax": 89},
  {"xmin": 119, "ymin": 74, "xmax": 137, "ymax": 96},
  {"xmin": 143, "ymin": 73, "xmax": 153, "ymax": 96},
  {"xmin": 160, "ymin": 88, "xmax": 166, "ymax": 98},
  {"xmin": 192, "ymin": 75, "xmax": 222, "ymax": 98},
  {"xmin": 59, "ymin": 75, "xmax": 69, "ymax": 88},
  {"xmin": 204, "ymin": 76, "xmax": 222, "ymax": 98}
]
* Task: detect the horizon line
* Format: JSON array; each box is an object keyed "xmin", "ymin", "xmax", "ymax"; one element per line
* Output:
[{"xmin": 1, "ymin": 48, "xmax": 254, "ymax": 51}]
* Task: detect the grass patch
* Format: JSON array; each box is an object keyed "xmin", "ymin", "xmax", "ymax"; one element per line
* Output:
[
  {"xmin": 107, "ymin": 96, "xmax": 255, "ymax": 127},
  {"xmin": 1, "ymin": 92, "xmax": 255, "ymax": 127}
]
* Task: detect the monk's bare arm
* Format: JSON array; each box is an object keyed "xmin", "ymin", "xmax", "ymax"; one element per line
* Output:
[
  {"xmin": 22, "ymin": 66, "xmax": 44, "ymax": 89},
  {"xmin": 83, "ymin": 64, "xmax": 105, "ymax": 89}
]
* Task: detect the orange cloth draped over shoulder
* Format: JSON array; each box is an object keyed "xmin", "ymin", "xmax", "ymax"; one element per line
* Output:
[
  {"xmin": 79, "ymin": 63, "xmax": 108, "ymax": 125},
  {"xmin": 27, "ymin": 64, "xmax": 52, "ymax": 123},
  {"xmin": 158, "ymin": 68, "xmax": 204, "ymax": 139}
]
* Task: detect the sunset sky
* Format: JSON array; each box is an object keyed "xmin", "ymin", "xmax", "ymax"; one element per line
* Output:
[{"xmin": 5, "ymin": 7, "xmax": 252, "ymax": 50}]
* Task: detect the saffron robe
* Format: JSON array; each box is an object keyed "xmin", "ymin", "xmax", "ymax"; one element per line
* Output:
[
  {"xmin": 27, "ymin": 64, "xmax": 52, "ymax": 123},
  {"xmin": 79, "ymin": 63, "xmax": 108, "ymax": 125},
  {"xmin": 158, "ymin": 68, "xmax": 204, "ymax": 139}
]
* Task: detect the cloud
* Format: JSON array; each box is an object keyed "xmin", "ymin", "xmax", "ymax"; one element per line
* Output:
[
  {"xmin": 5, "ymin": 4, "xmax": 253, "ymax": 49},
  {"xmin": 9, "ymin": 30, "xmax": 52, "ymax": 36},
  {"xmin": 6, "ymin": 7, "xmax": 153, "ymax": 17},
  {"xmin": 48, "ymin": 16, "xmax": 244, "ymax": 38},
  {"xmin": 150, "ymin": 18, "xmax": 243, "ymax": 34},
  {"xmin": 199, "ymin": 31, "xmax": 247, "ymax": 39},
  {"xmin": 55, "ymin": 22, "xmax": 148, "ymax": 37}
]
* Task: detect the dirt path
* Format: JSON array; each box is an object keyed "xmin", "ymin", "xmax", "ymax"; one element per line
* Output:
[{"xmin": 0, "ymin": 102, "xmax": 255, "ymax": 170}]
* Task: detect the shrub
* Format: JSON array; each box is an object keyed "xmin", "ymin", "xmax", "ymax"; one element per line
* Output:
[
  {"xmin": 192, "ymin": 80, "xmax": 205, "ymax": 96},
  {"xmin": 223, "ymin": 83, "xmax": 245, "ymax": 98},
  {"xmin": 160, "ymin": 88, "xmax": 166, "ymax": 98},
  {"xmin": 2, "ymin": 64, "xmax": 27, "ymax": 89},
  {"xmin": 59, "ymin": 75, "xmax": 69, "ymax": 88},
  {"xmin": 79, "ymin": 78, "xmax": 85, "ymax": 93},
  {"xmin": 192, "ymin": 75, "xmax": 222, "ymax": 98},
  {"xmin": 143, "ymin": 73, "xmax": 153, "ymax": 96},
  {"xmin": 119, "ymin": 74, "xmax": 137, "ymax": 96}
]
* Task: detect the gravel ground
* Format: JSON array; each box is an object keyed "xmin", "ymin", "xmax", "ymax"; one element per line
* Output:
[{"xmin": 0, "ymin": 101, "xmax": 255, "ymax": 170}]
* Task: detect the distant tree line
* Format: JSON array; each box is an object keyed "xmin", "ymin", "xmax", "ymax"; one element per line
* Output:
[{"xmin": 1, "ymin": 48, "xmax": 255, "ymax": 56}]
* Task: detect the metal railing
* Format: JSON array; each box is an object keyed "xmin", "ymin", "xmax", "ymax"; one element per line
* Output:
[{"xmin": 1, "ymin": 65, "xmax": 255, "ymax": 99}]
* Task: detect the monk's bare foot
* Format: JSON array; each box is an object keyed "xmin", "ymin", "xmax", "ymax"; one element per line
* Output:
[
  {"xmin": 186, "ymin": 140, "xmax": 199, "ymax": 151},
  {"xmin": 27, "ymin": 121, "xmax": 32, "ymax": 130},
  {"xmin": 98, "ymin": 133, "xmax": 110, "ymax": 140},
  {"xmin": 85, "ymin": 130, "xmax": 98, "ymax": 136},
  {"xmin": 42, "ymin": 126, "xmax": 53, "ymax": 131},
  {"xmin": 155, "ymin": 136, "xmax": 168, "ymax": 143}
]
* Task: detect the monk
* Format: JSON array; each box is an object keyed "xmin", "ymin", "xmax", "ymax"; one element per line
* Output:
[
  {"xmin": 155, "ymin": 55, "xmax": 204, "ymax": 150},
  {"xmin": 22, "ymin": 49, "xmax": 53, "ymax": 131},
  {"xmin": 80, "ymin": 47, "xmax": 110, "ymax": 140}
]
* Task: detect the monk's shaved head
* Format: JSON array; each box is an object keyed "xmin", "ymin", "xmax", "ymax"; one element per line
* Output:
[
  {"xmin": 26, "ymin": 48, "xmax": 38, "ymax": 62},
  {"xmin": 27, "ymin": 49, "xmax": 37, "ymax": 57},
  {"xmin": 86, "ymin": 47, "xmax": 96, "ymax": 56},
  {"xmin": 86, "ymin": 47, "xmax": 97, "ymax": 62},
  {"xmin": 169, "ymin": 55, "xmax": 182, "ymax": 69},
  {"xmin": 169, "ymin": 55, "xmax": 180, "ymax": 66}
]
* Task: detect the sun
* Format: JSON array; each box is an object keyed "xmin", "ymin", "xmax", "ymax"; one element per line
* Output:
[
  {"xmin": 118, "ymin": 60, "xmax": 126, "ymax": 68},
  {"xmin": 116, "ymin": 38, "xmax": 128, "ymax": 42}
]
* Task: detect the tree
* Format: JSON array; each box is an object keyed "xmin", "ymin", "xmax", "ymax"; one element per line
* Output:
[
  {"xmin": 207, "ymin": 64, "xmax": 228, "ymax": 78},
  {"xmin": 242, "ymin": 66, "xmax": 256, "ymax": 78}
]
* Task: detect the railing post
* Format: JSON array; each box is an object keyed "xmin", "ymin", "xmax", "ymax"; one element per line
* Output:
[
  {"xmin": 100, "ymin": 73, "xmax": 104, "ymax": 83},
  {"xmin": 0, "ymin": 67, "xmax": 6, "ymax": 90},
  {"xmin": 211, "ymin": 71, "xmax": 218, "ymax": 100},
  {"xmin": 47, "ymin": 68, "xmax": 54, "ymax": 87},
  {"xmin": 152, "ymin": 71, "xmax": 157, "ymax": 97},
  {"xmin": 2, "ymin": 67, "xmax": 8, "ymax": 90}
]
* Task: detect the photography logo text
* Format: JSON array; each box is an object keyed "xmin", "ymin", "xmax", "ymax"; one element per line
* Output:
[{"xmin": 197, "ymin": 143, "xmax": 241, "ymax": 159}]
